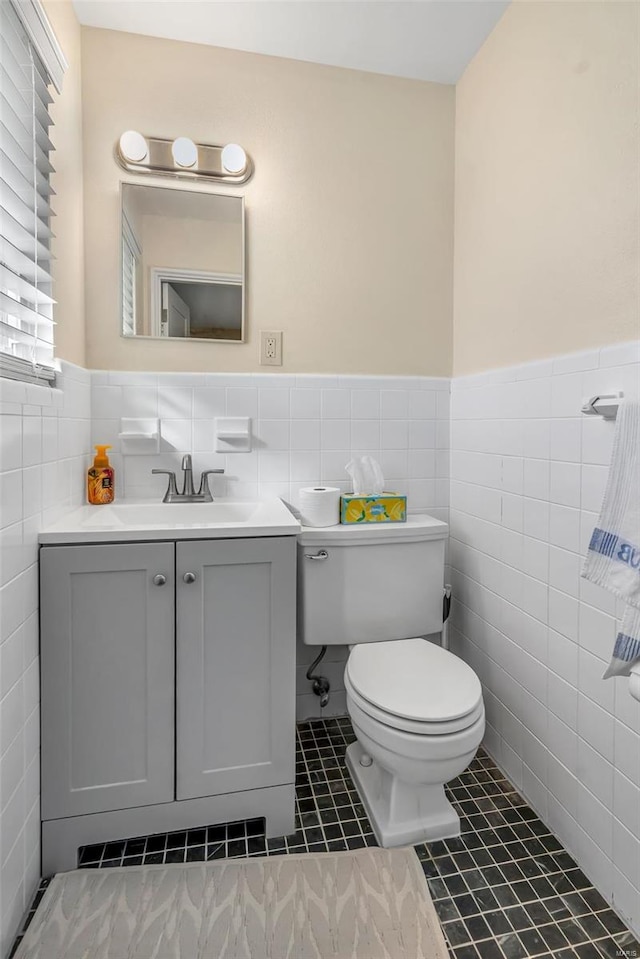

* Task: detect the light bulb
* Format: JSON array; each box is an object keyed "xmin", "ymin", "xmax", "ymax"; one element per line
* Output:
[
  {"xmin": 171, "ymin": 137, "xmax": 198, "ymax": 168},
  {"xmin": 119, "ymin": 130, "xmax": 148, "ymax": 163},
  {"xmin": 221, "ymin": 143, "xmax": 247, "ymax": 175}
]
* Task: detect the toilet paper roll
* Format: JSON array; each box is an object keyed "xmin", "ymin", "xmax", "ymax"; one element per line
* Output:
[
  {"xmin": 299, "ymin": 486, "xmax": 341, "ymax": 528},
  {"xmin": 630, "ymin": 663, "xmax": 640, "ymax": 703}
]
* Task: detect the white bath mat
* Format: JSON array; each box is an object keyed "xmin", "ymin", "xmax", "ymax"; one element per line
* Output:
[{"xmin": 15, "ymin": 847, "xmax": 448, "ymax": 959}]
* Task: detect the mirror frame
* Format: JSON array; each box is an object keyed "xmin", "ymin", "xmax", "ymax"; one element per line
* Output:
[{"xmin": 119, "ymin": 181, "xmax": 246, "ymax": 344}]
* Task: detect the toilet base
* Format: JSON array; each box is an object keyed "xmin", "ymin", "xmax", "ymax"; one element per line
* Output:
[{"xmin": 346, "ymin": 741, "xmax": 460, "ymax": 848}]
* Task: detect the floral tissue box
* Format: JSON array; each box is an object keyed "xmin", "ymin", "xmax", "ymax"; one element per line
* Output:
[{"xmin": 340, "ymin": 493, "xmax": 407, "ymax": 524}]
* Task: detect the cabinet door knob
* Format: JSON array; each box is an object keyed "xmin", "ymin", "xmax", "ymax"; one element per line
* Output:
[
  {"xmin": 153, "ymin": 573, "xmax": 167, "ymax": 586},
  {"xmin": 183, "ymin": 572, "xmax": 197, "ymax": 584}
]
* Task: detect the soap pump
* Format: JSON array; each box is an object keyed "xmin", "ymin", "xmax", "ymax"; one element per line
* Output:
[{"xmin": 87, "ymin": 445, "xmax": 115, "ymax": 505}]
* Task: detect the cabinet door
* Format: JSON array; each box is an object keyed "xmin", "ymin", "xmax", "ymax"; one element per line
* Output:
[
  {"xmin": 40, "ymin": 543, "xmax": 175, "ymax": 819},
  {"xmin": 176, "ymin": 537, "xmax": 296, "ymax": 800}
]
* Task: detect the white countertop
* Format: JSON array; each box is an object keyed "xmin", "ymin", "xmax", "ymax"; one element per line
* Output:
[{"xmin": 39, "ymin": 498, "xmax": 301, "ymax": 544}]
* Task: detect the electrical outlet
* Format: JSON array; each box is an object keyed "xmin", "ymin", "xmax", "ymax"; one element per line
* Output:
[{"xmin": 259, "ymin": 330, "xmax": 283, "ymax": 366}]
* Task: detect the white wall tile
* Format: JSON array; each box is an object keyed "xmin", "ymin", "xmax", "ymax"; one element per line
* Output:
[
  {"xmin": 158, "ymin": 387, "xmax": 193, "ymax": 420},
  {"xmin": 381, "ymin": 390, "xmax": 408, "ymax": 419},
  {"xmin": 549, "ymin": 461, "xmax": 581, "ymax": 507},
  {"xmin": 193, "ymin": 420, "xmax": 214, "ymax": 452},
  {"xmin": 290, "ymin": 389, "xmax": 321, "ymax": 419},
  {"xmin": 578, "ymin": 695, "xmax": 614, "ymax": 760},
  {"xmin": 106, "ymin": 371, "xmax": 445, "ymax": 506},
  {"xmin": 549, "ymin": 419, "xmax": 582, "ymax": 463},
  {"xmin": 258, "ymin": 451, "xmax": 290, "ymax": 483},
  {"xmin": 408, "ymin": 420, "xmax": 436, "ymax": 449},
  {"xmin": 381, "ymin": 419, "xmax": 409, "ymax": 450},
  {"xmin": 258, "ymin": 389, "xmax": 289, "ymax": 420},
  {"xmin": 450, "ymin": 344, "xmax": 640, "ymax": 937},
  {"xmin": 351, "ymin": 420, "xmax": 380, "ymax": 450},
  {"xmin": 320, "ymin": 420, "xmax": 350, "ymax": 451},
  {"xmin": 290, "ymin": 419, "xmax": 321, "ymax": 451},
  {"xmin": 350, "ymin": 389, "xmax": 380, "ymax": 419},
  {"xmin": 578, "ymin": 604, "xmax": 617, "ymax": 661},
  {"xmin": 409, "ymin": 390, "xmax": 436, "ymax": 419},
  {"xmin": 255, "ymin": 420, "xmax": 290, "ymax": 451},
  {"xmin": 321, "ymin": 389, "xmax": 350, "ymax": 419},
  {"xmin": 0, "ymin": 362, "xmax": 91, "ymax": 950},
  {"xmin": 581, "ymin": 465, "xmax": 607, "ymax": 514},
  {"xmin": 225, "ymin": 387, "xmax": 258, "ymax": 419},
  {"xmin": 290, "ymin": 451, "xmax": 321, "ymax": 483},
  {"xmin": 0, "ymin": 416, "xmax": 22, "ymax": 473},
  {"xmin": 548, "ymin": 504, "xmax": 581, "ymax": 552},
  {"xmin": 193, "ymin": 388, "xmax": 226, "ymax": 420},
  {"xmin": 121, "ymin": 386, "xmax": 158, "ymax": 418},
  {"xmin": 160, "ymin": 419, "xmax": 193, "ymax": 452},
  {"xmin": 522, "ymin": 536, "xmax": 548, "ymax": 582}
]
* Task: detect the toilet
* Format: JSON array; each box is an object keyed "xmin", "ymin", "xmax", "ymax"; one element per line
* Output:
[{"xmin": 298, "ymin": 514, "xmax": 485, "ymax": 848}]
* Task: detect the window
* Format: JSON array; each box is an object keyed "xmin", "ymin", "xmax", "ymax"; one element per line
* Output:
[{"xmin": 0, "ymin": 0, "xmax": 66, "ymax": 385}]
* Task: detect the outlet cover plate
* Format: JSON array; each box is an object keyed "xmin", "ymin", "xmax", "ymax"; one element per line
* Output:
[{"xmin": 260, "ymin": 330, "xmax": 283, "ymax": 366}]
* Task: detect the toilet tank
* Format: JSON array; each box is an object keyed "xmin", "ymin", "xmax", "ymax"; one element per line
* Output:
[{"xmin": 298, "ymin": 514, "xmax": 448, "ymax": 646}]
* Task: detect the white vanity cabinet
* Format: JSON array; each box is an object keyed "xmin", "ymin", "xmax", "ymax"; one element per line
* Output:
[
  {"xmin": 39, "ymin": 534, "xmax": 296, "ymax": 874},
  {"xmin": 176, "ymin": 538, "xmax": 294, "ymax": 800},
  {"xmin": 40, "ymin": 542, "xmax": 176, "ymax": 820}
]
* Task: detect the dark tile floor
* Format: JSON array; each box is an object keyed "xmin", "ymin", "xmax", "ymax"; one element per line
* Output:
[{"xmin": 12, "ymin": 717, "xmax": 640, "ymax": 959}]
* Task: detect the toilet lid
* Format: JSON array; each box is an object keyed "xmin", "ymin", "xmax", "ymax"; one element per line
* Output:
[{"xmin": 346, "ymin": 638, "xmax": 482, "ymax": 723}]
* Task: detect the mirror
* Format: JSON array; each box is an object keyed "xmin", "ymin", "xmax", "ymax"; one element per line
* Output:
[{"xmin": 121, "ymin": 184, "xmax": 245, "ymax": 341}]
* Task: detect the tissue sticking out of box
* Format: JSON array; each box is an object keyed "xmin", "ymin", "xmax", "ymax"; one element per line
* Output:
[
  {"xmin": 342, "ymin": 456, "xmax": 407, "ymax": 524},
  {"xmin": 345, "ymin": 456, "xmax": 384, "ymax": 495}
]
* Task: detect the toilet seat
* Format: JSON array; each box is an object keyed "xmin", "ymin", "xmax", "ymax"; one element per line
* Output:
[
  {"xmin": 346, "ymin": 638, "xmax": 483, "ymax": 735},
  {"xmin": 345, "ymin": 675, "xmax": 484, "ymax": 735}
]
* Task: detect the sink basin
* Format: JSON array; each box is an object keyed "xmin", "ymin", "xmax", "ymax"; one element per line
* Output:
[
  {"xmin": 39, "ymin": 498, "xmax": 300, "ymax": 544},
  {"xmin": 81, "ymin": 502, "xmax": 261, "ymax": 528}
]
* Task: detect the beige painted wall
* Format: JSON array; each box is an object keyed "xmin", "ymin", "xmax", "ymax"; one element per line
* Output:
[
  {"xmin": 43, "ymin": 0, "xmax": 85, "ymax": 366},
  {"xmin": 453, "ymin": 1, "xmax": 640, "ymax": 376},
  {"xmin": 81, "ymin": 28, "xmax": 454, "ymax": 374}
]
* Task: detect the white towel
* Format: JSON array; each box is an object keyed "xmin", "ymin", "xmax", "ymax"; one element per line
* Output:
[{"xmin": 581, "ymin": 398, "xmax": 640, "ymax": 678}]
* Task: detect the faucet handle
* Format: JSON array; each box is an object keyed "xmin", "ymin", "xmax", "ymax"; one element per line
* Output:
[
  {"xmin": 152, "ymin": 469, "xmax": 178, "ymax": 502},
  {"xmin": 198, "ymin": 469, "xmax": 225, "ymax": 502},
  {"xmin": 181, "ymin": 454, "xmax": 192, "ymax": 470}
]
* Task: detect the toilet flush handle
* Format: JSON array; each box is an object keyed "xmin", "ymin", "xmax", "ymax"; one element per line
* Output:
[{"xmin": 304, "ymin": 549, "xmax": 328, "ymax": 561}]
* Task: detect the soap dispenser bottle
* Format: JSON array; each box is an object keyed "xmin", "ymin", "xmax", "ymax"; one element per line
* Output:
[{"xmin": 87, "ymin": 445, "xmax": 115, "ymax": 505}]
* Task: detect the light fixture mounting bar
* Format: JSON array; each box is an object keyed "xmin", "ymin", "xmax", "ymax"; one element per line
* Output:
[{"xmin": 116, "ymin": 134, "xmax": 253, "ymax": 183}]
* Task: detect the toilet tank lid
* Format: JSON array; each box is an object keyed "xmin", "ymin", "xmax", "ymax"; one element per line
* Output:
[
  {"xmin": 347, "ymin": 639, "xmax": 482, "ymax": 723},
  {"xmin": 297, "ymin": 513, "xmax": 448, "ymax": 546}
]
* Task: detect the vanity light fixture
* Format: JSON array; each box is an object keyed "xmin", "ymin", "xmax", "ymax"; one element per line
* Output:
[
  {"xmin": 115, "ymin": 132, "xmax": 253, "ymax": 183},
  {"xmin": 119, "ymin": 130, "xmax": 148, "ymax": 163},
  {"xmin": 221, "ymin": 143, "xmax": 247, "ymax": 175},
  {"xmin": 171, "ymin": 137, "xmax": 198, "ymax": 169}
]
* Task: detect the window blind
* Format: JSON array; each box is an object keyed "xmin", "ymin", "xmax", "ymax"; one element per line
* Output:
[
  {"xmin": 0, "ymin": 0, "xmax": 57, "ymax": 384},
  {"xmin": 121, "ymin": 213, "xmax": 140, "ymax": 337}
]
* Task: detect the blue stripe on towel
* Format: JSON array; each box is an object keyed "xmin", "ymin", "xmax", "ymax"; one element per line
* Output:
[
  {"xmin": 612, "ymin": 632, "xmax": 640, "ymax": 663},
  {"xmin": 589, "ymin": 528, "xmax": 640, "ymax": 572},
  {"xmin": 589, "ymin": 527, "xmax": 619, "ymax": 558}
]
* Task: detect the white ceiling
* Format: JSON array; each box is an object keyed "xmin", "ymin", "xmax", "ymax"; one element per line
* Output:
[{"xmin": 72, "ymin": 0, "xmax": 509, "ymax": 85}]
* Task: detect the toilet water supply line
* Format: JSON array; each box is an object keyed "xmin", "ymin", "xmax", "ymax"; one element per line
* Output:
[
  {"xmin": 442, "ymin": 584, "xmax": 452, "ymax": 651},
  {"xmin": 306, "ymin": 646, "xmax": 331, "ymax": 707},
  {"xmin": 307, "ymin": 585, "xmax": 453, "ymax": 708}
]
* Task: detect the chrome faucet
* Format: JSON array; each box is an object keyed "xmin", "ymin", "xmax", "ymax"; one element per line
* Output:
[
  {"xmin": 152, "ymin": 455, "xmax": 225, "ymax": 503},
  {"xmin": 181, "ymin": 454, "xmax": 196, "ymax": 497}
]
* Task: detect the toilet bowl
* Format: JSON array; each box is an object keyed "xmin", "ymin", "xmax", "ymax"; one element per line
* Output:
[
  {"xmin": 297, "ymin": 514, "xmax": 485, "ymax": 848},
  {"xmin": 343, "ymin": 637, "xmax": 485, "ymax": 847}
]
